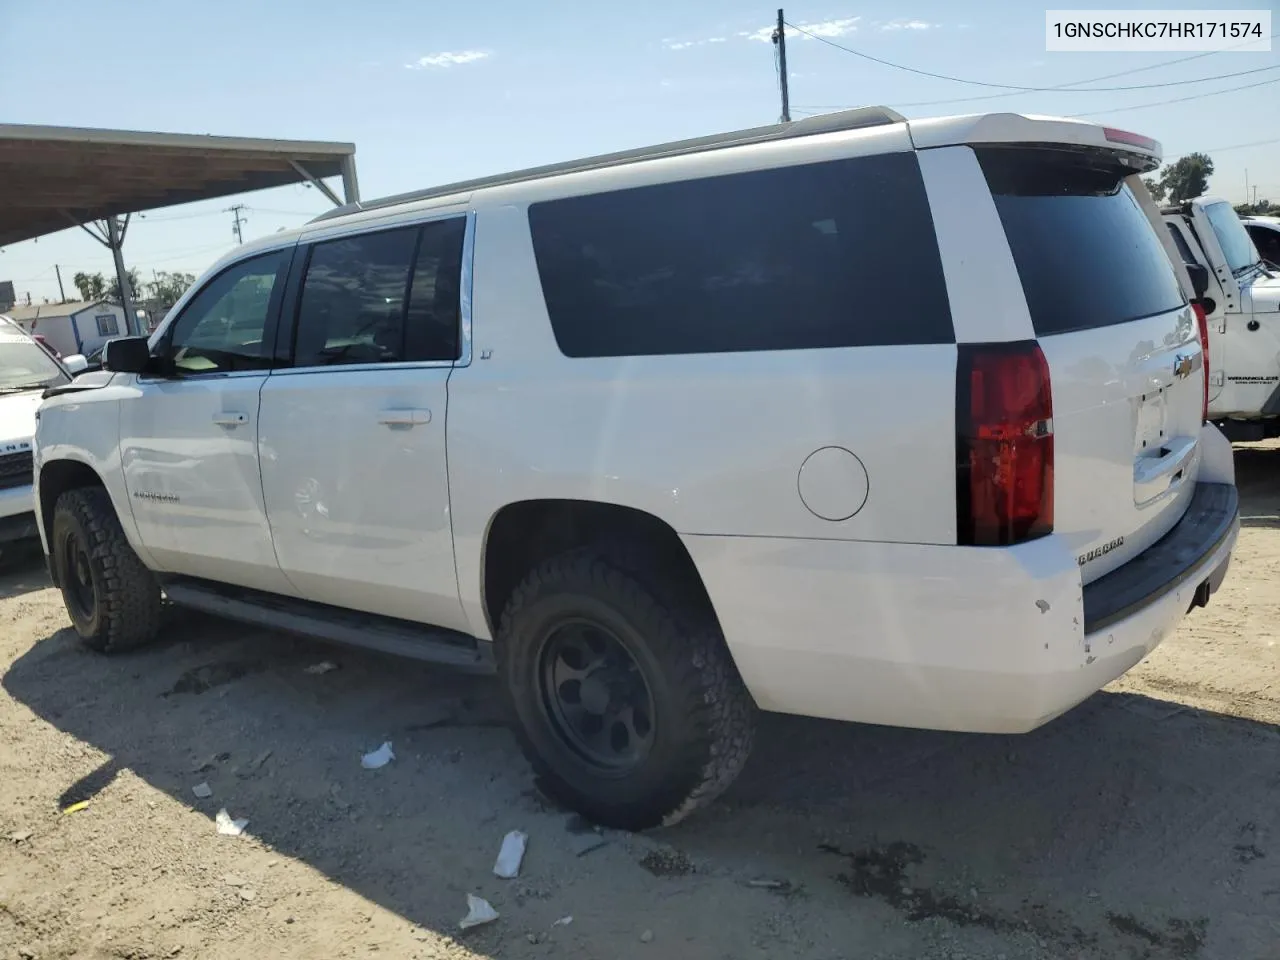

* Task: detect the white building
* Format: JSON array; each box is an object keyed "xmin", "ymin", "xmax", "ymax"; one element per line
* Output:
[{"xmin": 0, "ymin": 300, "xmax": 127, "ymax": 358}]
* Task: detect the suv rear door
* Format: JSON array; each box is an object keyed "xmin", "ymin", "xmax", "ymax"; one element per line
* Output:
[
  {"xmin": 913, "ymin": 118, "xmax": 1206, "ymax": 583},
  {"xmin": 978, "ymin": 145, "xmax": 1204, "ymax": 582}
]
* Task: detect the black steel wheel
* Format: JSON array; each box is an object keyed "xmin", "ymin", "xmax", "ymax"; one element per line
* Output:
[
  {"xmin": 537, "ymin": 618, "xmax": 656, "ymax": 773},
  {"xmin": 61, "ymin": 527, "xmax": 98, "ymax": 624}
]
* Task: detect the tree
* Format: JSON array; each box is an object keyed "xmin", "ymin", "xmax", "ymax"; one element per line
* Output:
[
  {"xmin": 72, "ymin": 271, "xmax": 106, "ymax": 301},
  {"xmin": 146, "ymin": 270, "xmax": 196, "ymax": 304},
  {"xmin": 107, "ymin": 268, "xmax": 143, "ymax": 303},
  {"xmin": 1234, "ymin": 199, "xmax": 1273, "ymax": 216},
  {"xmin": 1158, "ymin": 153, "xmax": 1214, "ymax": 204},
  {"xmin": 1143, "ymin": 176, "xmax": 1166, "ymax": 203}
]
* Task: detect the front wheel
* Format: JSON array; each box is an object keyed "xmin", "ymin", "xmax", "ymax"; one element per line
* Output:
[
  {"xmin": 51, "ymin": 487, "xmax": 162, "ymax": 653},
  {"xmin": 497, "ymin": 548, "xmax": 755, "ymax": 830}
]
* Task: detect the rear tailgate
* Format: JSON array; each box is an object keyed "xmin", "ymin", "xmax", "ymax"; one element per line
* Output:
[{"xmin": 974, "ymin": 142, "xmax": 1203, "ymax": 583}]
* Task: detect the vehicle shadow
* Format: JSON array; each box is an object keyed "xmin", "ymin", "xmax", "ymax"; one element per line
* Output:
[{"xmin": 4, "ymin": 616, "xmax": 1278, "ymax": 960}]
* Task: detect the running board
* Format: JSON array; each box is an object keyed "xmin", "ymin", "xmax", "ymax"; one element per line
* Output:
[{"xmin": 162, "ymin": 578, "xmax": 495, "ymax": 674}]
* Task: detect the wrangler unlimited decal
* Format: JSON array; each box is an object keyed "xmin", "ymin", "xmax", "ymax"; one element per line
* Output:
[{"xmin": 1078, "ymin": 537, "xmax": 1124, "ymax": 567}]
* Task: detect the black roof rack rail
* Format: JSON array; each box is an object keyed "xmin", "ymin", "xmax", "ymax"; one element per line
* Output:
[{"xmin": 309, "ymin": 106, "xmax": 906, "ymax": 224}]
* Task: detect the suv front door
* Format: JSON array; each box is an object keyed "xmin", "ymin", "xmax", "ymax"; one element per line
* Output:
[
  {"xmin": 257, "ymin": 215, "xmax": 469, "ymax": 632},
  {"xmin": 120, "ymin": 245, "xmax": 300, "ymax": 595}
]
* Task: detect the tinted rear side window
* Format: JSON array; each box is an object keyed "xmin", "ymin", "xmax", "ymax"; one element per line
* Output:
[
  {"xmin": 977, "ymin": 148, "xmax": 1184, "ymax": 337},
  {"xmin": 528, "ymin": 153, "xmax": 952, "ymax": 357},
  {"xmin": 1166, "ymin": 222, "xmax": 1198, "ymax": 265}
]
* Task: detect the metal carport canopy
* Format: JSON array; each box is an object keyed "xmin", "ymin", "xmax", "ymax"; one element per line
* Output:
[{"xmin": 0, "ymin": 123, "xmax": 358, "ymax": 248}]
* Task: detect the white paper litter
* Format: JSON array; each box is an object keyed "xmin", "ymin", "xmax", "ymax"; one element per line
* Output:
[
  {"xmin": 215, "ymin": 808, "xmax": 249, "ymax": 837},
  {"xmin": 192, "ymin": 782, "xmax": 213, "ymax": 799},
  {"xmin": 458, "ymin": 893, "xmax": 499, "ymax": 930},
  {"xmin": 360, "ymin": 742, "xmax": 395, "ymax": 770},
  {"xmin": 304, "ymin": 660, "xmax": 339, "ymax": 675},
  {"xmin": 493, "ymin": 830, "xmax": 528, "ymax": 879},
  {"xmin": 553, "ymin": 915, "xmax": 573, "ymax": 927}
]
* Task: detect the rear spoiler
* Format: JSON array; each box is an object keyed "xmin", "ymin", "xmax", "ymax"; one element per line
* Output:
[{"xmin": 908, "ymin": 113, "xmax": 1162, "ymax": 173}]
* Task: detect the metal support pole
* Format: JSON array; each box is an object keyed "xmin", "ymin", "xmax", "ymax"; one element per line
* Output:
[
  {"xmin": 107, "ymin": 216, "xmax": 138, "ymax": 336},
  {"xmin": 340, "ymin": 155, "xmax": 360, "ymax": 204},
  {"xmin": 289, "ymin": 160, "xmax": 344, "ymax": 207}
]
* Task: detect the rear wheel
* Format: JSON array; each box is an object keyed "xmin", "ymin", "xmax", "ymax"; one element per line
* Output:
[
  {"xmin": 497, "ymin": 547, "xmax": 755, "ymax": 830},
  {"xmin": 51, "ymin": 487, "xmax": 162, "ymax": 653}
]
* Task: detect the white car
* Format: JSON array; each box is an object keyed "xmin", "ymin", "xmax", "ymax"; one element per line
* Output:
[
  {"xmin": 0, "ymin": 317, "xmax": 86, "ymax": 555},
  {"xmin": 1162, "ymin": 200, "xmax": 1280, "ymax": 439},
  {"xmin": 32, "ymin": 109, "xmax": 1239, "ymax": 829}
]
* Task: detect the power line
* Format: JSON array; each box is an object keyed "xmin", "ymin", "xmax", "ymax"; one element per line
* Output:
[
  {"xmin": 246, "ymin": 206, "xmax": 325, "ymax": 216},
  {"xmin": 1068, "ymin": 75, "xmax": 1280, "ymax": 117},
  {"xmin": 784, "ymin": 20, "xmax": 1278, "ymax": 93},
  {"xmin": 1167, "ymin": 137, "xmax": 1280, "ymax": 161},
  {"xmin": 799, "ymin": 32, "xmax": 1280, "ymax": 110}
]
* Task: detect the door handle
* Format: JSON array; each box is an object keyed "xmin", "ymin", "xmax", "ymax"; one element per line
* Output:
[
  {"xmin": 377, "ymin": 408, "xmax": 432, "ymax": 426},
  {"xmin": 212, "ymin": 412, "xmax": 249, "ymax": 427}
]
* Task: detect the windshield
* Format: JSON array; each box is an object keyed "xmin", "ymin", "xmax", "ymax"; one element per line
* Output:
[
  {"xmin": 1203, "ymin": 201, "xmax": 1260, "ymax": 274},
  {"xmin": 0, "ymin": 325, "xmax": 69, "ymax": 391}
]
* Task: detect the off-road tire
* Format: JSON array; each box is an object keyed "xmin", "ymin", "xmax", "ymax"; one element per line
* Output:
[
  {"xmin": 51, "ymin": 486, "xmax": 162, "ymax": 653},
  {"xmin": 497, "ymin": 547, "xmax": 755, "ymax": 830}
]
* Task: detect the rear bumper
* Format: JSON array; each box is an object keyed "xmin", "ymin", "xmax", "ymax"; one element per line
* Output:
[{"xmin": 682, "ymin": 480, "xmax": 1239, "ymax": 735}]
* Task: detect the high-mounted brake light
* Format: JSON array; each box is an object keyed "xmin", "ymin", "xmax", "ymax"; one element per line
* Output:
[
  {"xmin": 956, "ymin": 341, "xmax": 1054, "ymax": 547},
  {"xmin": 1102, "ymin": 127, "xmax": 1159, "ymax": 154},
  {"xmin": 1192, "ymin": 300, "xmax": 1210, "ymax": 423}
]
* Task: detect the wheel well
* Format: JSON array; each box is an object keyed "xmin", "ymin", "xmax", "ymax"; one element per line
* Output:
[
  {"xmin": 38, "ymin": 460, "xmax": 107, "ymax": 584},
  {"xmin": 482, "ymin": 499, "xmax": 718, "ymax": 637}
]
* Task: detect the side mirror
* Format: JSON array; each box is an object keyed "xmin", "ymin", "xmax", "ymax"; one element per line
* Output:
[
  {"xmin": 1185, "ymin": 261, "xmax": 1211, "ymax": 300},
  {"xmin": 102, "ymin": 336, "xmax": 153, "ymax": 374},
  {"xmin": 62, "ymin": 354, "xmax": 88, "ymax": 375}
]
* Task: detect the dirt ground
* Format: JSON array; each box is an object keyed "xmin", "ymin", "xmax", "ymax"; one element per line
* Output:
[{"xmin": 2, "ymin": 447, "xmax": 1278, "ymax": 960}]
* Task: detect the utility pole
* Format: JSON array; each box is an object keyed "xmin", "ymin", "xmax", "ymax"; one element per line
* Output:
[
  {"xmin": 1245, "ymin": 168, "xmax": 1250, "ymax": 206},
  {"xmin": 226, "ymin": 203, "xmax": 248, "ymax": 244},
  {"xmin": 772, "ymin": 9, "xmax": 791, "ymax": 123},
  {"xmin": 55, "ymin": 264, "xmax": 66, "ymax": 303}
]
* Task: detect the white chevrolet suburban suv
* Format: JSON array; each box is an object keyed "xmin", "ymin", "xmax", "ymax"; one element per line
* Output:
[{"xmin": 33, "ymin": 109, "xmax": 1240, "ymax": 829}]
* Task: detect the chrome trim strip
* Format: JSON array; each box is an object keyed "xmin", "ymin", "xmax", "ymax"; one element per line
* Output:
[{"xmin": 458, "ymin": 209, "xmax": 476, "ymax": 368}]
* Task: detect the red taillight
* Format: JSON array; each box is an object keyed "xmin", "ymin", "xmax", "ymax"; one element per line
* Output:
[
  {"xmin": 957, "ymin": 341, "xmax": 1054, "ymax": 546},
  {"xmin": 1192, "ymin": 300, "xmax": 1210, "ymax": 424}
]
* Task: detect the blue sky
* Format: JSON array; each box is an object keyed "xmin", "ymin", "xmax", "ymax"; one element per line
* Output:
[{"xmin": 1, "ymin": 0, "xmax": 1276, "ymax": 305}]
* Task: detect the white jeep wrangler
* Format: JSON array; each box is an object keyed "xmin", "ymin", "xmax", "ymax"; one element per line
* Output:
[
  {"xmin": 33, "ymin": 109, "xmax": 1240, "ymax": 829},
  {"xmin": 1162, "ymin": 198, "xmax": 1280, "ymax": 440}
]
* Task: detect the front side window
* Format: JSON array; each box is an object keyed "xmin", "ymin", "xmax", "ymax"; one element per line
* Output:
[
  {"xmin": 1203, "ymin": 201, "xmax": 1259, "ymax": 274},
  {"xmin": 291, "ymin": 217, "xmax": 467, "ymax": 368},
  {"xmin": 0, "ymin": 320, "xmax": 68, "ymax": 392},
  {"xmin": 166, "ymin": 249, "xmax": 290, "ymax": 375}
]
